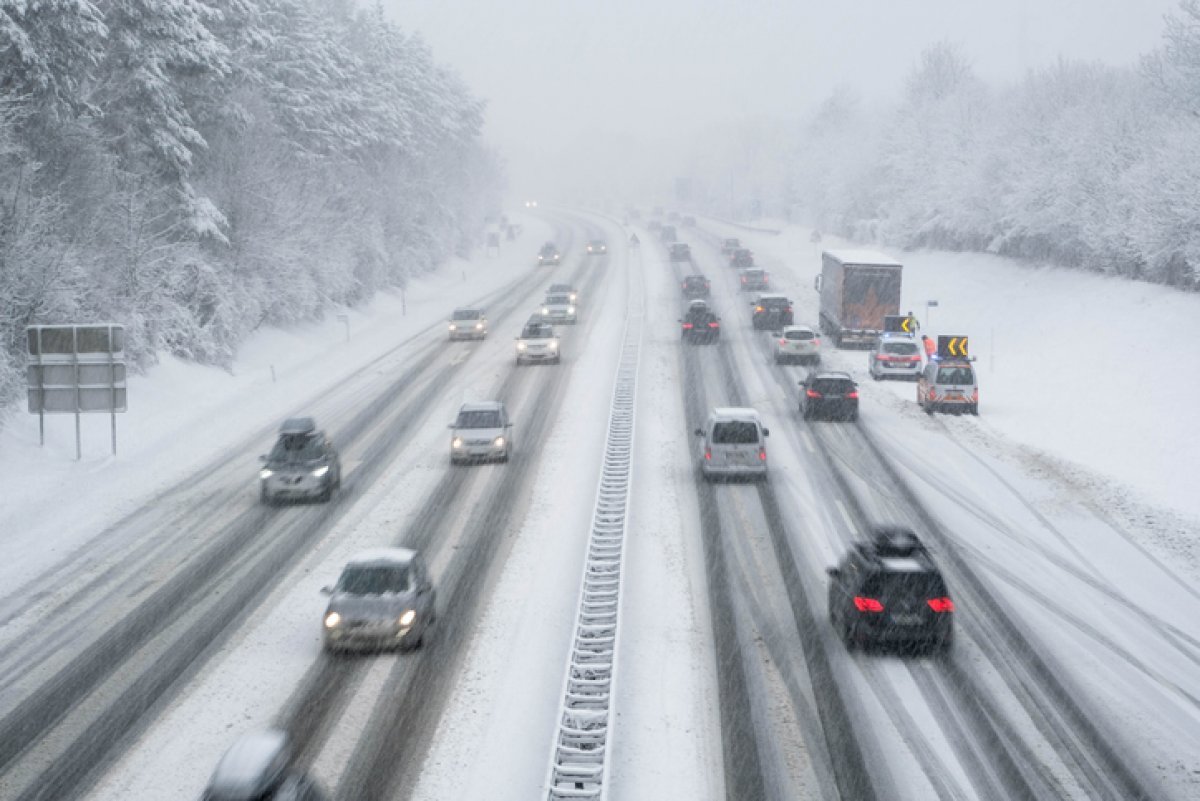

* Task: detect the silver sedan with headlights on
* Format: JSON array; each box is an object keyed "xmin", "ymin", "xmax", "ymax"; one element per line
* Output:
[
  {"xmin": 259, "ymin": 417, "xmax": 341, "ymax": 505},
  {"xmin": 516, "ymin": 322, "xmax": 561, "ymax": 365},
  {"xmin": 321, "ymin": 548, "xmax": 436, "ymax": 653},
  {"xmin": 448, "ymin": 307, "xmax": 488, "ymax": 341},
  {"xmin": 449, "ymin": 401, "xmax": 513, "ymax": 464},
  {"xmin": 541, "ymin": 293, "xmax": 577, "ymax": 324}
]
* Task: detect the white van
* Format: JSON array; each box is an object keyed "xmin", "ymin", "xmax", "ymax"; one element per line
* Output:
[{"xmin": 695, "ymin": 407, "xmax": 769, "ymax": 481}]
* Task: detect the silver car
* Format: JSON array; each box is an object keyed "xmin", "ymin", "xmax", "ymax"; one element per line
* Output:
[
  {"xmin": 516, "ymin": 322, "xmax": 561, "ymax": 365},
  {"xmin": 695, "ymin": 407, "xmax": 770, "ymax": 482},
  {"xmin": 203, "ymin": 730, "xmax": 329, "ymax": 801},
  {"xmin": 449, "ymin": 401, "xmax": 513, "ymax": 463},
  {"xmin": 541, "ymin": 293, "xmax": 578, "ymax": 324},
  {"xmin": 259, "ymin": 418, "xmax": 341, "ymax": 504},
  {"xmin": 448, "ymin": 307, "xmax": 488, "ymax": 341},
  {"xmin": 321, "ymin": 548, "xmax": 436, "ymax": 652},
  {"xmin": 774, "ymin": 325, "xmax": 821, "ymax": 365},
  {"xmin": 918, "ymin": 358, "xmax": 979, "ymax": 415},
  {"xmin": 869, "ymin": 333, "xmax": 922, "ymax": 380}
]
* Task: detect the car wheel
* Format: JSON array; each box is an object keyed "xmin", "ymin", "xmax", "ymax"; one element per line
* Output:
[
  {"xmin": 871, "ymin": 371, "xmax": 881, "ymax": 381},
  {"xmin": 849, "ymin": 412, "xmax": 859, "ymax": 422},
  {"xmin": 924, "ymin": 402, "xmax": 934, "ymax": 415},
  {"xmin": 260, "ymin": 484, "xmax": 272, "ymax": 506},
  {"xmin": 553, "ymin": 356, "xmax": 561, "ymax": 365},
  {"xmin": 319, "ymin": 481, "xmax": 333, "ymax": 503},
  {"xmin": 969, "ymin": 404, "xmax": 979, "ymax": 416}
]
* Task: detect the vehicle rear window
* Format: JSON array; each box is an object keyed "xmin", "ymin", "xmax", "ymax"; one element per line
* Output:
[
  {"xmin": 760, "ymin": 298, "xmax": 790, "ymax": 309},
  {"xmin": 743, "ymin": 270, "xmax": 765, "ymax": 278},
  {"xmin": 456, "ymin": 411, "xmax": 501, "ymax": 428},
  {"xmin": 710, "ymin": 421, "xmax": 760, "ymax": 444},
  {"xmin": 812, "ymin": 378, "xmax": 855, "ymax": 395},
  {"xmin": 785, "ymin": 329, "xmax": 815, "ymax": 341},
  {"xmin": 337, "ymin": 565, "xmax": 411, "ymax": 595},
  {"xmin": 451, "ymin": 309, "xmax": 481, "ymax": 320},
  {"xmin": 936, "ymin": 366, "xmax": 975, "ymax": 385},
  {"xmin": 862, "ymin": 571, "xmax": 946, "ymax": 602},
  {"xmin": 883, "ymin": 341, "xmax": 918, "ymax": 355}
]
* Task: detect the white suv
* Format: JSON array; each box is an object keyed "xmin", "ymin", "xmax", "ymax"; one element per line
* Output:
[
  {"xmin": 774, "ymin": 325, "xmax": 821, "ymax": 365},
  {"xmin": 695, "ymin": 407, "xmax": 770, "ymax": 481},
  {"xmin": 868, "ymin": 333, "xmax": 922, "ymax": 380}
]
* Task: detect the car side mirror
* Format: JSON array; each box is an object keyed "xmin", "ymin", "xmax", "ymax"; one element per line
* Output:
[
  {"xmin": 763, "ymin": 428, "xmax": 770, "ymax": 437},
  {"xmin": 825, "ymin": 567, "xmax": 840, "ymax": 578},
  {"xmin": 320, "ymin": 585, "xmax": 333, "ymax": 595}
]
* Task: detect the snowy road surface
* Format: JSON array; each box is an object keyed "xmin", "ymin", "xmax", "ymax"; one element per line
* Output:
[{"xmin": 0, "ymin": 210, "xmax": 1196, "ymax": 800}]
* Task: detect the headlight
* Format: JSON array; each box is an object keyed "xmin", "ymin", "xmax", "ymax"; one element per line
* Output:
[
  {"xmin": 475, "ymin": 322, "xmax": 483, "ymax": 329},
  {"xmin": 259, "ymin": 469, "xmax": 274, "ymax": 479},
  {"xmin": 568, "ymin": 306, "xmax": 576, "ymax": 314},
  {"xmin": 570, "ymin": 294, "xmax": 577, "ymax": 302},
  {"xmin": 542, "ymin": 307, "xmax": 549, "ymax": 315},
  {"xmin": 399, "ymin": 609, "xmax": 416, "ymax": 627},
  {"xmin": 449, "ymin": 323, "xmax": 457, "ymax": 330},
  {"xmin": 517, "ymin": 342, "xmax": 527, "ymax": 351},
  {"xmin": 548, "ymin": 341, "xmax": 557, "ymax": 350},
  {"xmin": 494, "ymin": 436, "xmax": 505, "ymax": 447},
  {"xmin": 452, "ymin": 437, "xmax": 464, "ymax": 448},
  {"xmin": 324, "ymin": 612, "xmax": 341, "ymax": 629},
  {"xmin": 311, "ymin": 465, "xmax": 330, "ymax": 478}
]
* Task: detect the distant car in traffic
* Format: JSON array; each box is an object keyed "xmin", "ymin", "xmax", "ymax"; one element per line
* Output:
[
  {"xmin": 917, "ymin": 358, "xmax": 979, "ymax": 414},
  {"xmin": 799, "ymin": 370, "xmax": 859, "ymax": 421},
  {"xmin": 827, "ymin": 527, "xmax": 954, "ymax": 652},
  {"xmin": 720, "ymin": 237, "xmax": 741, "ymax": 256},
  {"xmin": 321, "ymin": 548, "xmax": 436, "ymax": 652},
  {"xmin": 695, "ymin": 407, "xmax": 769, "ymax": 482},
  {"xmin": 750, "ymin": 294, "xmax": 793, "ymax": 329},
  {"xmin": 773, "ymin": 325, "xmax": 821, "ymax": 365},
  {"xmin": 542, "ymin": 292, "xmax": 578, "ymax": 324},
  {"xmin": 669, "ymin": 242, "xmax": 692, "ymax": 262},
  {"xmin": 449, "ymin": 401, "xmax": 512, "ymax": 464},
  {"xmin": 681, "ymin": 274, "xmax": 711, "ymax": 299},
  {"xmin": 680, "ymin": 300, "xmax": 720, "ymax": 344},
  {"xmin": 516, "ymin": 322, "xmax": 561, "ymax": 365},
  {"xmin": 547, "ymin": 283, "xmax": 578, "ymax": 304},
  {"xmin": 738, "ymin": 267, "xmax": 769, "ymax": 291},
  {"xmin": 203, "ymin": 730, "xmax": 329, "ymax": 801},
  {"xmin": 648, "ymin": 220, "xmax": 663, "ymax": 233},
  {"xmin": 868, "ymin": 333, "xmax": 922, "ymax": 380},
  {"xmin": 447, "ymin": 307, "xmax": 487, "ymax": 341},
  {"xmin": 681, "ymin": 215, "xmax": 697, "ymax": 227},
  {"xmin": 524, "ymin": 200, "xmax": 538, "ymax": 208},
  {"xmin": 730, "ymin": 248, "xmax": 754, "ymax": 268},
  {"xmin": 259, "ymin": 418, "xmax": 341, "ymax": 505},
  {"xmin": 659, "ymin": 225, "xmax": 678, "ymax": 243},
  {"xmin": 538, "ymin": 242, "xmax": 561, "ymax": 265},
  {"xmin": 586, "ymin": 239, "xmax": 608, "ymax": 255}
]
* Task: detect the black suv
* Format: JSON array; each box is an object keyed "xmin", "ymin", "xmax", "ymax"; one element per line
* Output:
[
  {"xmin": 827, "ymin": 527, "xmax": 954, "ymax": 652},
  {"xmin": 750, "ymin": 294, "xmax": 793, "ymax": 330},
  {"xmin": 681, "ymin": 274, "xmax": 710, "ymax": 299},
  {"xmin": 799, "ymin": 371, "xmax": 859, "ymax": 421},
  {"xmin": 669, "ymin": 243, "xmax": 692, "ymax": 262},
  {"xmin": 730, "ymin": 248, "xmax": 754, "ymax": 268},
  {"xmin": 680, "ymin": 300, "xmax": 720, "ymax": 344}
]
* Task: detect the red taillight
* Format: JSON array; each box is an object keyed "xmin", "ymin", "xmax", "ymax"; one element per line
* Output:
[
  {"xmin": 708, "ymin": 322, "xmax": 720, "ymax": 328},
  {"xmin": 740, "ymin": 277, "xmax": 747, "ymax": 283},
  {"xmin": 907, "ymin": 355, "xmax": 921, "ymax": 363},
  {"xmin": 806, "ymin": 389, "xmax": 822, "ymax": 399},
  {"xmin": 853, "ymin": 597, "xmax": 884, "ymax": 612},
  {"xmin": 847, "ymin": 391, "xmax": 859, "ymax": 399},
  {"xmin": 704, "ymin": 448, "xmax": 711, "ymax": 460},
  {"xmin": 876, "ymin": 354, "xmax": 890, "ymax": 362},
  {"xmin": 779, "ymin": 338, "xmax": 788, "ymax": 346},
  {"xmin": 682, "ymin": 323, "xmax": 693, "ymax": 329},
  {"xmin": 758, "ymin": 447, "xmax": 767, "ymax": 461},
  {"xmin": 927, "ymin": 597, "xmax": 954, "ymax": 613},
  {"xmin": 785, "ymin": 306, "xmax": 792, "ymax": 313},
  {"xmin": 972, "ymin": 389, "xmax": 979, "ymax": 402},
  {"xmin": 813, "ymin": 338, "xmax": 820, "ymax": 346}
]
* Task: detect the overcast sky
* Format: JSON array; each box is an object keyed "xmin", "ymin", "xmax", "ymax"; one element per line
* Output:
[{"xmin": 384, "ymin": 0, "xmax": 1180, "ymax": 203}]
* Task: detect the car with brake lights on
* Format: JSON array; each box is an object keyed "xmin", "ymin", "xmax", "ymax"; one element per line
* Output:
[
  {"xmin": 449, "ymin": 401, "xmax": 512, "ymax": 464},
  {"xmin": 917, "ymin": 358, "xmax": 979, "ymax": 414},
  {"xmin": 721, "ymin": 237, "xmax": 741, "ymax": 256},
  {"xmin": 659, "ymin": 224, "xmax": 678, "ymax": 243},
  {"xmin": 203, "ymin": 730, "xmax": 328, "ymax": 801},
  {"xmin": 681, "ymin": 274, "xmax": 710, "ymax": 299},
  {"xmin": 738, "ymin": 267, "xmax": 769, "ymax": 291},
  {"xmin": 515, "ymin": 322, "xmax": 560, "ymax": 365},
  {"xmin": 799, "ymin": 370, "xmax": 859, "ymax": 421},
  {"xmin": 730, "ymin": 247, "xmax": 754, "ymax": 268},
  {"xmin": 680, "ymin": 300, "xmax": 721, "ymax": 344},
  {"xmin": 538, "ymin": 242, "xmax": 561, "ymax": 265},
  {"xmin": 827, "ymin": 526, "xmax": 954, "ymax": 653},
  {"xmin": 447, "ymin": 307, "xmax": 487, "ymax": 341},
  {"xmin": 548, "ymin": 283, "xmax": 578, "ymax": 304},
  {"xmin": 773, "ymin": 324, "xmax": 821, "ymax": 365},
  {"xmin": 259, "ymin": 418, "xmax": 341, "ymax": 505},
  {"xmin": 750, "ymin": 294, "xmax": 794, "ymax": 330},
  {"xmin": 868, "ymin": 333, "xmax": 922, "ymax": 380},
  {"xmin": 695, "ymin": 407, "xmax": 769, "ymax": 482},
  {"xmin": 586, "ymin": 239, "xmax": 608, "ymax": 255},
  {"xmin": 541, "ymin": 292, "xmax": 578, "ymax": 324},
  {"xmin": 321, "ymin": 548, "xmax": 436, "ymax": 653},
  {"xmin": 669, "ymin": 242, "xmax": 692, "ymax": 262}
]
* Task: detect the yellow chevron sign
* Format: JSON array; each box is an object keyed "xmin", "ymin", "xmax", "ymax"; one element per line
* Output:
[{"xmin": 937, "ymin": 335, "xmax": 969, "ymax": 358}]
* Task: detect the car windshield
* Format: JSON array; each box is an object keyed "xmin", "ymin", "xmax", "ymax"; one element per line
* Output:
[
  {"xmin": 812, "ymin": 378, "xmax": 855, "ymax": 394},
  {"xmin": 268, "ymin": 433, "xmax": 324, "ymax": 462},
  {"xmin": 862, "ymin": 571, "xmax": 946, "ymax": 603},
  {"xmin": 456, "ymin": 410, "xmax": 501, "ymax": 428},
  {"xmin": 549, "ymin": 285, "xmax": 571, "ymax": 293},
  {"xmin": 785, "ymin": 330, "xmax": 814, "ymax": 341},
  {"xmin": 711, "ymin": 420, "xmax": 760, "ymax": 444},
  {"xmin": 336, "ymin": 564, "xmax": 411, "ymax": 595},
  {"xmin": 451, "ymin": 309, "xmax": 481, "ymax": 320},
  {"xmin": 546, "ymin": 295, "xmax": 570, "ymax": 305},
  {"xmin": 523, "ymin": 325, "xmax": 553, "ymax": 339},
  {"xmin": 937, "ymin": 366, "xmax": 975, "ymax": 385},
  {"xmin": 883, "ymin": 341, "xmax": 918, "ymax": 355},
  {"xmin": 541, "ymin": 245, "xmax": 556, "ymax": 253}
]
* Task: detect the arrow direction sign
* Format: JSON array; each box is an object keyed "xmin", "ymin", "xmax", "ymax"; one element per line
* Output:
[{"xmin": 937, "ymin": 335, "xmax": 970, "ymax": 359}]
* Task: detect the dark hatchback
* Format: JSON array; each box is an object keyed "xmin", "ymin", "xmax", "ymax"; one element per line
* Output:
[
  {"xmin": 750, "ymin": 294, "xmax": 793, "ymax": 330},
  {"xmin": 682, "ymin": 274, "xmax": 710, "ymax": 298},
  {"xmin": 827, "ymin": 527, "xmax": 954, "ymax": 653},
  {"xmin": 799, "ymin": 371, "xmax": 859, "ymax": 421},
  {"xmin": 681, "ymin": 301, "xmax": 720, "ymax": 344}
]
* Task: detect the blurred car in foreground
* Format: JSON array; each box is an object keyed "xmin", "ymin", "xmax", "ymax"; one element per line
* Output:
[
  {"xmin": 322, "ymin": 548, "xmax": 436, "ymax": 652},
  {"xmin": 773, "ymin": 325, "xmax": 821, "ymax": 365},
  {"xmin": 827, "ymin": 527, "xmax": 954, "ymax": 652},
  {"xmin": 203, "ymin": 730, "xmax": 328, "ymax": 801},
  {"xmin": 259, "ymin": 418, "xmax": 341, "ymax": 505},
  {"xmin": 449, "ymin": 401, "xmax": 512, "ymax": 463},
  {"xmin": 695, "ymin": 407, "xmax": 769, "ymax": 482},
  {"xmin": 448, "ymin": 307, "xmax": 487, "ymax": 341}
]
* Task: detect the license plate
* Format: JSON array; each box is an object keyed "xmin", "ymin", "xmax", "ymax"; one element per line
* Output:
[{"xmin": 892, "ymin": 613, "xmax": 921, "ymax": 625}]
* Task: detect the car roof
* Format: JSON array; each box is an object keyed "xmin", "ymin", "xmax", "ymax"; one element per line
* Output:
[
  {"xmin": 278, "ymin": 417, "xmax": 316, "ymax": 435},
  {"xmin": 345, "ymin": 547, "xmax": 417, "ymax": 567},
  {"xmin": 756, "ymin": 293, "xmax": 788, "ymax": 301},
  {"xmin": 452, "ymin": 307, "xmax": 482, "ymax": 315},
  {"xmin": 812, "ymin": 370, "xmax": 853, "ymax": 379},
  {"xmin": 207, "ymin": 730, "xmax": 289, "ymax": 798},
  {"xmin": 458, "ymin": 400, "xmax": 504, "ymax": 413},
  {"xmin": 782, "ymin": 324, "xmax": 815, "ymax": 333},
  {"xmin": 711, "ymin": 406, "xmax": 762, "ymax": 421}
]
